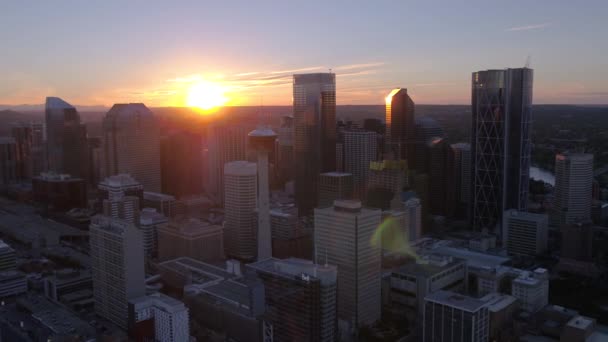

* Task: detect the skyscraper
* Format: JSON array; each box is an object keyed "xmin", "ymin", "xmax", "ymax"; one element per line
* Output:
[
  {"xmin": 550, "ymin": 153, "xmax": 593, "ymax": 227},
  {"xmin": 0, "ymin": 138, "xmax": 17, "ymax": 187},
  {"xmin": 90, "ymin": 215, "xmax": 145, "ymax": 329},
  {"xmin": 249, "ymin": 127, "xmax": 277, "ymax": 261},
  {"xmin": 502, "ymin": 209, "xmax": 548, "ymax": 256},
  {"xmin": 223, "ymin": 161, "xmax": 257, "ymax": 261},
  {"xmin": 343, "ymin": 130, "xmax": 378, "ymax": 198},
  {"xmin": 293, "ymin": 73, "xmax": 336, "ymax": 216},
  {"xmin": 247, "ymin": 258, "xmax": 337, "ymax": 342},
  {"xmin": 471, "ymin": 68, "xmax": 533, "ymax": 232},
  {"xmin": 314, "ymin": 200, "xmax": 382, "ymax": 329},
  {"xmin": 161, "ymin": 131, "xmax": 203, "ymax": 198},
  {"xmin": 277, "ymin": 115, "xmax": 295, "ymax": 185},
  {"xmin": 205, "ymin": 124, "xmax": 248, "ymax": 204},
  {"xmin": 11, "ymin": 124, "xmax": 33, "ymax": 180},
  {"xmin": 427, "ymin": 137, "xmax": 450, "ymax": 217},
  {"xmin": 45, "ymin": 97, "xmax": 88, "ymax": 179},
  {"xmin": 102, "ymin": 103, "xmax": 161, "ymax": 192},
  {"xmin": 385, "ymin": 88, "xmax": 415, "ymax": 162},
  {"xmin": 414, "ymin": 116, "xmax": 444, "ymax": 173},
  {"xmin": 450, "ymin": 143, "xmax": 471, "ymax": 216}
]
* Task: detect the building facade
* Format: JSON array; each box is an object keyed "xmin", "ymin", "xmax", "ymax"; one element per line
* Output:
[
  {"xmin": 471, "ymin": 68, "xmax": 533, "ymax": 232},
  {"xmin": 503, "ymin": 209, "xmax": 548, "ymax": 256},
  {"xmin": 293, "ymin": 73, "xmax": 336, "ymax": 216},
  {"xmin": 223, "ymin": 161, "xmax": 257, "ymax": 261},
  {"xmin": 343, "ymin": 130, "xmax": 378, "ymax": 198},
  {"xmin": 157, "ymin": 218, "xmax": 224, "ymax": 262},
  {"xmin": 128, "ymin": 293, "xmax": 190, "ymax": 342},
  {"xmin": 385, "ymin": 88, "xmax": 415, "ymax": 162},
  {"xmin": 318, "ymin": 172, "xmax": 354, "ymax": 209},
  {"xmin": 550, "ymin": 153, "xmax": 594, "ymax": 227}
]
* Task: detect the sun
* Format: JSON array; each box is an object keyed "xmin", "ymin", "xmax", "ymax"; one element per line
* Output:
[{"xmin": 186, "ymin": 80, "xmax": 228, "ymax": 110}]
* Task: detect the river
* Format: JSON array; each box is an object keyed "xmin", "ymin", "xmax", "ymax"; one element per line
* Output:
[{"xmin": 530, "ymin": 166, "xmax": 555, "ymax": 185}]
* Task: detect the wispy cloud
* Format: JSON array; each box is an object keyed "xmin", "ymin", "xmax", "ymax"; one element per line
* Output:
[
  {"xmin": 270, "ymin": 66, "xmax": 324, "ymax": 74},
  {"xmin": 506, "ymin": 23, "xmax": 551, "ymax": 32},
  {"xmin": 334, "ymin": 62, "xmax": 385, "ymax": 71}
]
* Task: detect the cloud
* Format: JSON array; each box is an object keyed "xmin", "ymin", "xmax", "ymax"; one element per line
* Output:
[
  {"xmin": 334, "ymin": 62, "xmax": 385, "ymax": 71},
  {"xmin": 270, "ymin": 66, "xmax": 324, "ymax": 74},
  {"xmin": 166, "ymin": 74, "xmax": 202, "ymax": 83},
  {"xmin": 506, "ymin": 23, "xmax": 551, "ymax": 32}
]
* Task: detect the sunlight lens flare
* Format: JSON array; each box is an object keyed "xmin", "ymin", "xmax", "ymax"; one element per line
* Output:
[{"xmin": 186, "ymin": 80, "xmax": 228, "ymax": 110}]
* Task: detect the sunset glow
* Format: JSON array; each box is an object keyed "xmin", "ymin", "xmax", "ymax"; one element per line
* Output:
[{"xmin": 186, "ymin": 80, "xmax": 228, "ymax": 110}]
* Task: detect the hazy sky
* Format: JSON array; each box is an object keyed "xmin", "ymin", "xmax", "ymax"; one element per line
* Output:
[{"xmin": 1, "ymin": 0, "xmax": 607, "ymax": 107}]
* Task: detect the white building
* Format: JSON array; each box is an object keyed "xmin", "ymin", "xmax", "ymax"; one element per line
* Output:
[
  {"xmin": 139, "ymin": 208, "xmax": 168, "ymax": 258},
  {"xmin": 314, "ymin": 200, "xmax": 382, "ymax": 328},
  {"xmin": 129, "ymin": 293, "xmax": 190, "ymax": 342},
  {"xmin": 90, "ymin": 215, "xmax": 145, "ymax": 329},
  {"xmin": 102, "ymin": 194, "xmax": 140, "ymax": 225},
  {"xmin": 223, "ymin": 161, "xmax": 257, "ymax": 261},
  {"xmin": 98, "ymin": 174, "xmax": 143, "ymax": 200},
  {"xmin": 551, "ymin": 153, "xmax": 594, "ymax": 227},
  {"xmin": 101, "ymin": 103, "xmax": 161, "ymax": 192},
  {"xmin": 503, "ymin": 209, "xmax": 548, "ymax": 256},
  {"xmin": 512, "ymin": 268, "xmax": 549, "ymax": 313},
  {"xmin": 343, "ymin": 130, "xmax": 378, "ymax": 197},
  {"xmin": 423, "ymin": 290, "xmax": 489, "ymax": 342}
]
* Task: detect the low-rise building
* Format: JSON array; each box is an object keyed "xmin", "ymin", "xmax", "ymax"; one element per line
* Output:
[
  {"xmin": 129, "ymin": 293, "xmax": 190, "ymax": 342},
  {"xmin": 0, "ymin": 240, "xmax": 16, "ymax": 271},
  {"xmin": 43, "ymin": 269, "xmax": 92, "ymax": 304},
  {"xmin": 0, "ymin": 270, "xmax": 27, "ymax": 298}
]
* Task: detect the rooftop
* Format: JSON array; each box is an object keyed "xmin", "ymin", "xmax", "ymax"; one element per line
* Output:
[
  {"xmin": 130, "ymin": 292, "xmax": 187, "ymax": 313},
  {"xmin": 320, "ymin": 171, "xmax": 352, "ymax": 177},
  {"xmin": 247, "ymin": 257, "xmax": 337, "ymax": 285},
  {"xmin": 566, "ymin": 316, "xmax": 595, "ymax": 330},
  {"xmin": 140, "ymin": 208, "xmax": 168, "ymax": 225},
  {"xmin": 46, "ymin": 97, "xmax": 75, "ymax": 110},
  {"xmin": 105, "ymin": 103, "xmax": 155, "ymax": 119},
  {"xmin": 99, "ymin": 174, "xmax": 142, "ymax": 189},
  {"xmin": 158, "ymin": 257, "xmax": 235, "ymax": 285},
  {"xmin": 248, "ymin": 126, "xmax": 277, "ymax": 137},
  {"xmin": 393, "ymin": 254, "xmax": 463, "ymax": 278},
  {"xmin": 425, "ymin": 290, "xmax": 488, "ymax": 313}
]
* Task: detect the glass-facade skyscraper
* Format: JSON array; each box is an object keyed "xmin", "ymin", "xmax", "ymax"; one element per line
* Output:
[
  {"xmin": 385, "ymin": 88, "xmax": 415, "ymax": 163},
  {"xmin": 45, "ymin": 97, "xmax": 89, "ymax": 179},
  {"xmin": 471, "ymin": 68, "xmax": 533, "ymax": 232},
  {"xmin": 293, "ymin": 73, "xmax": 336, "ymax": 216}
]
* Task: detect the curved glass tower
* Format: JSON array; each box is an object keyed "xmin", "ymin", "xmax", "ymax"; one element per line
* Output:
[{"xmin": 471, "ymin": 68, "xmax": 533, "ymax": 232}]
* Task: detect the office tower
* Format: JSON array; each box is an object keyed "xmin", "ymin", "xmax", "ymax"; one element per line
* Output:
[
  {"xmin": 366, "ymin": 159, "xmax": 408, "ymax": 210},
  {"xmin": 343, "ymin": 130, "xmax": 377, "ymax": 198},
  {"xmin": 98, "ymin": 174, "xmax": 144, "ymax": 205},
  {"xmin": 293, "ymin": 73, "xmax": 336, "ymax": 216},
  {"xmin": 87, "ymin": 137, "xmax": 101, "ymax": 186},
  {"xmin": 428, "ymin": 137, "xmax": 450, "ymax": 217},
  {"xmin": 205, "ymin": 124, "xmax": 248, "ymax": 204},
  {"xmin": 471, "ymin": 68, "xmax": 533, "ymax": 232},
  {"xmin": 0, "ymin": 138, "xmax": 17, "ymax": 187},
  {"xmin": 11, "ymin": 125, "xmax": 32, "ymax": 180},
  {"xmin": 561, "ymin": 222, "xmax": 593, "ymax": 261},
  {"xmin": 32, "ymin": 172, "xmax": 87, "ymax": 211},
  {"xmin": 161, "ymin": 131, "xmax": 203, "ymax": 198},
  {"xmin": 314, "ymin": 200, "xmax": 382, "ymax": 328},
  {"xmin": 318, "ymin": 172, "xmax": 354, "ymax": 209},
  {"xmin": 511, "ymin": 268, "xmax": 549, "ymax": 313},
  {"xmin": 90, "ymin": 215, "xmax": 145, "ymax": 329},
  {"xmin": 139, "ymin": 208, "xmax": 168, "ymax": 259},
  {"xmin": 385, "ymin": 88, "xmax": 415, "ymax": 162},
  {"xmin": 450, "ymin": 143, "xmax": 471, "ymax": 216},
  {"xmin": 30, "ymin": 122, "xmax": 46, "ymax": 177},
  {"xmin": 102, "ymin": 103, "xmax": 161, "ymax": 192},
  {"xmin": 503, "ymin": 209, "xmax": 548, "ymax": 256},
  {"xmin": 277, "ymin": 115, "xmax": 295, "ymax": 185},
  {"xmin": 249, "ymin": 127, "xmax": 276, "ymax": 260},
  {"xmin": 423, "ymin": 291, "xmax": 490, "ymax": 342},
  {"xmin": 550, "ymin": 153, "xmax": 594, "ymax": 227},
  {"xmin": 403, "ymin": 196, "xmax": 422, "ymax": 241},
  {"xmin": 224, "ymin": 161, "xmax": 257, "ymax": 261},
  {"xmin": 157, "ymin": 218, "xmax": 224, "ymax": 262},
  {"xmin": 414, "ymin": 117, "xmax": 445, "ymax": 173},
  {"xmin": 129, "ymin": 293, "xmax": 190, "ymax": 342},
  {"xmin": 45, "ymin": 97, "xmax": 89, "ymax": 180},
  {"xmin": 0, "ymin": 240, "xmax": 16, "ymax": 271},
  {"xmin": 261, "ymin": 207, "xmax": 312, "ymax": 260},
  {"xmin": 336, "ymin": 142, "xmax": 344, "ymax": 172},
  {"xmin": 247, "ymin": 258, "xmax": 337, "ymax": 342}
]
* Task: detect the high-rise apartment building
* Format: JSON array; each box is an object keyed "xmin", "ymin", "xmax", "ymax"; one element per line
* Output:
[
  {"xmin": 45, "ymin": 97, "xmax": 89, "ymax": 179},
  {"xmin": 550, "ymin": 153, "xmax": 594, "ymax": 227},
  {"xmin": 293, "ymin": 73, "xmax": 336, "ymax": 216},
  {"xmin": 223, "ymin": 161, "xmax": 257, "ymax": 261},
  {"xmin": 90, "ymin": 215, "xmax": 145, "ymax": 329},
  {"xmin": 128, "ymin": 293, "xmax": 190, "ymax": 342},
  {"xmin": 423, "ymin": 290, "xmax": 489, "ymax": 342},
  {"xmin": 205, "ymin": 124, "xmax": 248, "ymax": 204},
  {"xmin": 102, "ymin": 103, "xmax": 161, "ymax": 192},
  {"xmin": 503, "ymin": 209, "xmax": 548, "ymax": 256},
  {"xmin": 161, "ymin": 131, "xmax": 203, "ymax": 198},
  {"xmin": 318, "ymin": 172, "xmax": 354, "ymax": 209},
  {"xmin": 343, "ymin": 130, "xmax": 377, "ymax": 198},
  {"xmin": 247, "ymin": 258, "xmax": 338, "ymax": 342},
  {"xmin": 471, "ymin": 68, "xmax": 533, "ymax": 232},
  {"xmin": 385, "ymin": 88, "xmax": 415, "ymax": 162},
  {"xmin": 314, "ymin": 200, "xmax": 382, "ymax": 328}
]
